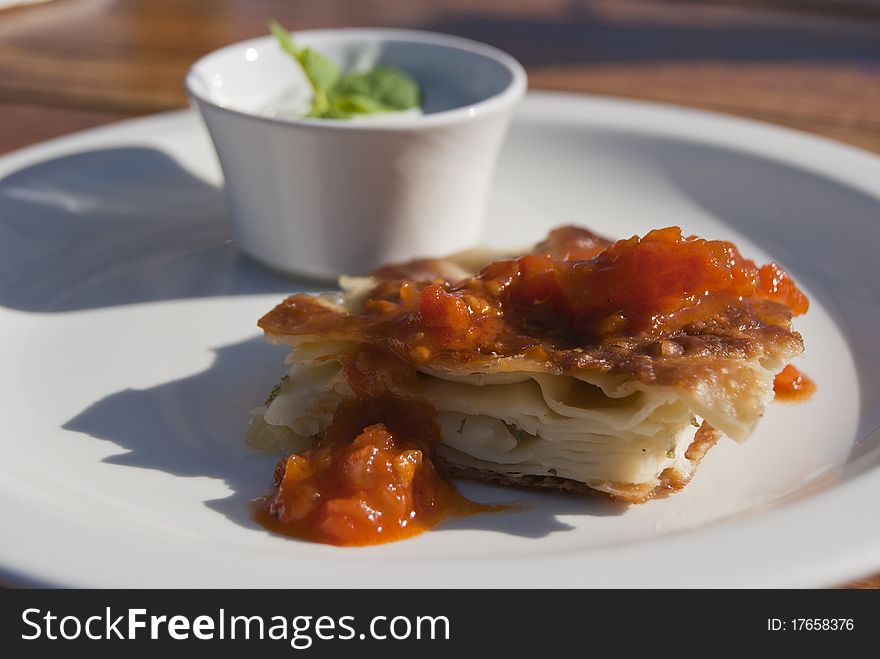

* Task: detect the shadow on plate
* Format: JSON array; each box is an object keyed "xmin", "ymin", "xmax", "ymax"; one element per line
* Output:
[
  {"xmin": 64, "ymin": 335, "xmax": 625, "ymax": 542},
  {"xmin": 0, "ymin": 146, "xmax": 318, "ymax": 313},
  {"xmin": 35, "ymin": 105, "xmax": 880, "ymax": 542},
  {"xmin": 436, "ymin": 484, "xmax": 626, "ymax": 538}
]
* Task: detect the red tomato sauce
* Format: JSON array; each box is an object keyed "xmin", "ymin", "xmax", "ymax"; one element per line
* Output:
[
  {"xmin": 260, "ymin": 227, "xmax": 809, "ymax": 363},
  {"xmin": 773, "ymin": 364, "xmax": 816, "ymax": 402},
  {"xmin": 255, "ymin": 349, "xmax": 497, "ymax": 546},
  {"xmin": 254, "ymin": 396, "xmax": 485, "ymax": 546},
  {"xmin": 254, "ymin": 227, "xmax": 812, "ymax": 545}
]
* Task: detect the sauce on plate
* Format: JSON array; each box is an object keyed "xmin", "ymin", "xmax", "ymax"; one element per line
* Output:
[
  {"xmin": 256, "ymin": 348, "xmax": 495, "ymax": 546},
  {"xmin": 255, "ymin": 226, "xmax": 812, "ymax": 545},
  {"xmin": 773, "ymin": 364, "xmax": 816, "ymax": 402},
  {"xmin": 255, "ymin": 395, "xmax": 486, "ymax": 546}
]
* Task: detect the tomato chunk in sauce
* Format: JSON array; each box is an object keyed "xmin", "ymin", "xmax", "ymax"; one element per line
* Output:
[
  {"xmin": 255, "ymin": 396, "xmax": 484, "ymax": 546},
  {"xmin": 260, "ymin": 226, "xmax": 811, "ymax": 363},
  {"xmin": 254, "ymin": 226, "xmax": 813, "ymax": 546},
  {"xmin": 773, "ymin": 364, "xmax": 816, "ymax": 402},
  {"xmin": 503, "ymin": 227, "xmax": 809, "ymax": 336}
]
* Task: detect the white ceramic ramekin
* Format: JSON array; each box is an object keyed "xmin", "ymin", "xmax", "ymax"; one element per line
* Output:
[{"xmin": 186, "ymin": 28, "xmax": 527, "ymax": 279}]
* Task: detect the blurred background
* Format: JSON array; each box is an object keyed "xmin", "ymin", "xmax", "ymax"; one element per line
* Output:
[{"xmin": 0, "ymin": 0, "xmax": 878, "ymax": 155}]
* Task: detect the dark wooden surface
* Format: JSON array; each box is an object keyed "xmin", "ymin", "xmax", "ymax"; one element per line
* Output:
[{"xmin": 1, "ymin": 0, "xmax": 877, "ymax": 587}]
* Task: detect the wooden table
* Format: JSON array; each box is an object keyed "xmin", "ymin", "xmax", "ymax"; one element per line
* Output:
[{"xmin": 1, "ymin": 0, "xmax": 877, "ymax": 587}]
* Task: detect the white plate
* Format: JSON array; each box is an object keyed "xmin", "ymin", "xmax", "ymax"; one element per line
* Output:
[{"xmin": 1, "ymin": 92, "xmax": 879, "ymax": 588}]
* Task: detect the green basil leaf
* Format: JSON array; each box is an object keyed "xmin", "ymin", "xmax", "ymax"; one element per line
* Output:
[
  {"xmin": 297, "ymin": 48, "xmax": 340, "ymax": 97},
  {"xmin": 323, "ymin": 94, "xmax": 394, "ymax": 118},
  {"xmin": 269, "ymin": 19, "xmax": 298, "ymax": 59},
  {"xmin": 334, "ymin": 67, "xmax": 421, "ymax": 111},
  {"xmin": 269, "ymin": 20, "xmax": 421, "ymax": 119},
  {"xmin": 269, "ymin": 20, "xmax": 339, "ymax": 116}
]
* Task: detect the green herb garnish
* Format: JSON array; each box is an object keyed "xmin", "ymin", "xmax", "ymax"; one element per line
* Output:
[{"xmin": 269, "ymin": 20, "xmax": 421, "ymax": 119}]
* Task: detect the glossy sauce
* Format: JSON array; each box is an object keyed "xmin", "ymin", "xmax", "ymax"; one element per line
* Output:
[
  {"xmin": 773, "ymin": 364, "xmax": 816, "ymax": 402},
  {"xmin": 255, "ymin": 227, "xmax": 811, "ymax": 545},
  {"xmin": 516, "ymin": 227, "xmax": 810, "ymax": 335},
  {"xmin": 255, "ymin": 395, "xmax": 484, "ymax": 546},
  {"xmin": 260, "ymin": 227, "xmax": 809, "ymax": 364},
  {"xmin": 256, "ymin": 347, "xmax": 496, "ymax": 546}
]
